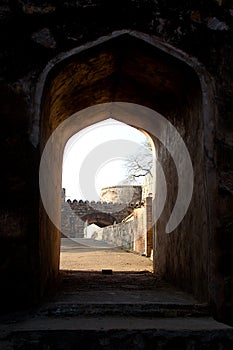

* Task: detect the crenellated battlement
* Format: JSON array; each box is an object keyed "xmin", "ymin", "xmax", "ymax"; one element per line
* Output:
[
  {"xmin": 61, "ymin": 186, "xmax": 145, "ymax": 238},
  {"xmin": 65, "ymin": 199, "xmax": 145, "ymax": 210}
]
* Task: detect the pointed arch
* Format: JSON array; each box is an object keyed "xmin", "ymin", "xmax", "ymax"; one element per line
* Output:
[{"xmin": 37, "ymin": 30, "xmax": 217, "ymax": 306}]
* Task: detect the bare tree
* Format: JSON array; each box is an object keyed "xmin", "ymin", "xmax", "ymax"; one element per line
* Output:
[{"xmin": 123, "ymin": 139, "xmax": 153, "ymax": 184}]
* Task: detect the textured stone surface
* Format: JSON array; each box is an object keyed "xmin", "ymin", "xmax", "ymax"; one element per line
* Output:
[
  {"xmin": 93, "ymin": 197, "xmax": 152, "ymax": 256},
  {"xmin": 0, "ymin": 0, "xmax": 232, "ymax": 325},
  {"xmin": 61, "ymin": 199, "xmax": 138, "ymax": 237},
  {"xmin": 100, "ymin": 186, "xmax": 142, "ymax": 204},
  {"xmin": 0, "ymin": 272, "xmax": 232, "ymax": 350},
  {"xmin": 31, "ymin": 28, "xmax": 57, "ymax": 48}
]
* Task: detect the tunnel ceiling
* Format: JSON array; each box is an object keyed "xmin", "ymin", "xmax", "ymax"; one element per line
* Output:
[{"xmin": 41, "ymin": 34, "xmax": 200, "ymax": 143}]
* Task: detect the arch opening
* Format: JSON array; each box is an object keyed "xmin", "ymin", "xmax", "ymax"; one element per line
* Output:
[
  {"xmin": 38, "ymin": 32, "xmax": 215, "ymax": 303},
  {"xmin": 60, "ymin": 118, "xmax": 155, "ymax": 271}
]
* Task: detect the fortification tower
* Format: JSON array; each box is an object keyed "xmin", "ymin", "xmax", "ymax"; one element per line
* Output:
[{"xmin": 100, "ymin": 185, "xmax": 142, "ymax": 204}]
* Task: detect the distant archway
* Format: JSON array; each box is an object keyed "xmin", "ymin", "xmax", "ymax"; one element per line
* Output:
[{"xmin": 82, "ymin": 213, "xmax": 116, "ymax": 227}]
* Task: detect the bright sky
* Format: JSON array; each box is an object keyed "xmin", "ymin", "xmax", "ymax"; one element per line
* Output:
[{"xmin": 62, "ymin": 119, "xmax": 148, "ymax": 201}]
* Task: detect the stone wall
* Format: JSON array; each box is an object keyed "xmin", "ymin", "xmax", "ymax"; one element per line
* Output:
[
  {"xmin": 142, "ymin": 174, "xmax": 154, "ymax": 201},
  {"xmin": 100, "ymin": 185, "xmax": 142, "ymax": 204},
  {"xmin": 61, "ymin": 197, "xmax": 144, "ymax": 237},
  {"xmin": 93, "ymin": 197, "xmax": 153, "ymax": 257},
  {"xmin": 92, "ymin": 220, "xmax": 135, "ymax": 251},
  {"xmin": 0, "ymin": 0, "xmax": 232, "ymax": 323}
]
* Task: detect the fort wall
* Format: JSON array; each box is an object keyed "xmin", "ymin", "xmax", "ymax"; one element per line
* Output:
[{"xmin": 91, "ymin": 197, "xmax": 153, "ymax": 257}]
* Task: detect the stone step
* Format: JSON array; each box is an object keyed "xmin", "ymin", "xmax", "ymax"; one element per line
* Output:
[
  {"xmin": 1, "ymin": 317, "xmax": 233, "ymax": 350},
  {"xmin": 39, "ymin": 301, "xmax": 210, "ymax": 318}
]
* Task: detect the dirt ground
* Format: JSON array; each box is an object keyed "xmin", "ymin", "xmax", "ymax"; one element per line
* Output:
[{"xmin": 60, "ymin": 238, "xmax": 153, "ymax": 272}]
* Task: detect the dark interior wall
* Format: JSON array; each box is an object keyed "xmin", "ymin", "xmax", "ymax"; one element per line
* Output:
[
  {"xmin": 0, "ymin": 83, "xmax": 40, "ymax": 307},
  {"xmin": 0, "ymin": 0, "xmax": 232, "ymax": 322}
]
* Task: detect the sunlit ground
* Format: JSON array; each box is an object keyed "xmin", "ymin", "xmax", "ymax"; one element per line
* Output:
[{"xmin": 60, "ymin": 238, "xmax": 153, "ymax": 272}]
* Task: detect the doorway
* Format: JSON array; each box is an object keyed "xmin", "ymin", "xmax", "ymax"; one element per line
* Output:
[
  {"xmin": 60, "ymin": 119, "xmax": 155, "ymax": 273},
  {"xmin": 38, "ymin": 31, "xmax": 215, "ymax": 306}
]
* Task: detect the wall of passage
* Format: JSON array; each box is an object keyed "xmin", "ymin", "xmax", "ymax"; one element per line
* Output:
[{"xmin": 0, "ymin": 0, "xmax": 232, "ymax": 323}]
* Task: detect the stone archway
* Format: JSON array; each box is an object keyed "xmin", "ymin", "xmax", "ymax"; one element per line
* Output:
[
  {"xmin": 37, "ymin": 31, "xmax": 217, "ymax": 308},
  {"xmin": 82, "ymin": 213, "xmax": 116, "ymax": 228}
]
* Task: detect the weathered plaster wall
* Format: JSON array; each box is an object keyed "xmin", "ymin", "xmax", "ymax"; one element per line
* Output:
[{"xmin": 92, "ymin": 204, "xmax": 151, "ymax": 256}]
